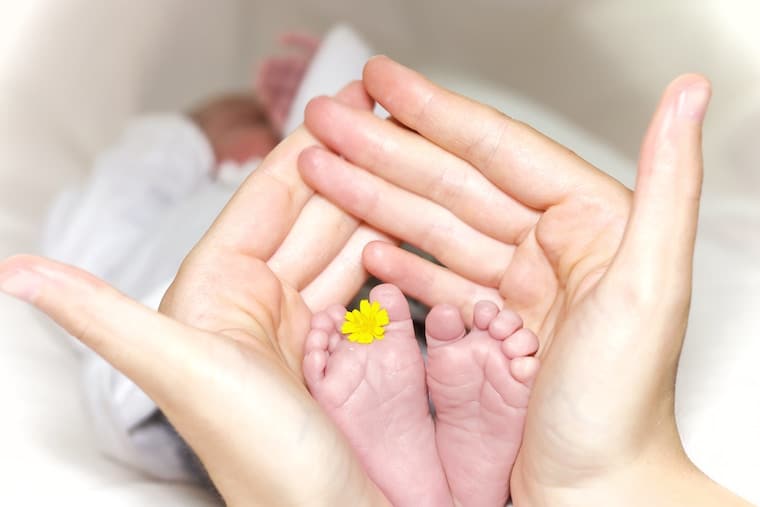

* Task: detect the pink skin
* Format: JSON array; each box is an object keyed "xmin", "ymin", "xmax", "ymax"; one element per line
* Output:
[
  {"xmin": 303, "ymin": 284, "xmax": 452, "ymax": 507},
  {"xmin": 254, "ymin": 32, "xmax": 320, "ymax": 134},
  {"xmin": 303, "ymin": 284, "xmax": 540, "ymax": 507},
  {"xmin": 214, "ymin": 124, "xmax": 277, "ymax": 163},
  {"xmin": 190, "ymin": 95, "xmax": 279, "ymax": 165},
  {"xmin": 426, "ymin": 301, "xmax": 539, "ymax": 506}
]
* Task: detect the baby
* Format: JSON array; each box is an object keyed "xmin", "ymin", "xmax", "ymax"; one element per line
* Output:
[
  {"xmin": 304, "ymin": 284, "xmax": 539, "ymax": 507},
  {"xmin": 42, "ymin": 32, "xmax": 322, "ymax": 483}
]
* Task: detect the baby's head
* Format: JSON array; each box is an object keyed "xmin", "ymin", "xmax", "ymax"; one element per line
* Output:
[{"xmin": 190, "ymin": 94, "xmax": 280, "ymax": 165}]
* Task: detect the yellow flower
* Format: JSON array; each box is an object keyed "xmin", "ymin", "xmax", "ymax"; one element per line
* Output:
[{"xmin": 341, "ymin": 299, "xmax": 390, "ymax": 344}]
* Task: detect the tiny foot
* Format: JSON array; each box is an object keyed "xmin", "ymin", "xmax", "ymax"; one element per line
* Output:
[
  {"xmin": 426, "ymin": 301, "xmax": 540, "ymax": 506},
  {"xmin": 303, "ymin": 284, "xmax": 452, "ymax": 507}
]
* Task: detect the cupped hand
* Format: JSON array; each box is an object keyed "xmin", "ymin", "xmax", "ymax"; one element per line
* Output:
[
  {"xmin": 0, "ymin": 82, "xmax": 390, "ymax": 506},
  {"xmin": 298, "ymin": 57, "xmax": 741, "ymax": 504}
]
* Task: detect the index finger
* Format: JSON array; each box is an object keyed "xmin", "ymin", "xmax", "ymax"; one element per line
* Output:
[{"xmin": 362, "ymin": 56, "xmax": 623, "ymax": 209}]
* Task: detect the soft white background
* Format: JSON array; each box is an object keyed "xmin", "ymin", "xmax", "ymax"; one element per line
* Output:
[{"xmin": 0, "ymin": 1, "xmax": 758, "ymax": 505}]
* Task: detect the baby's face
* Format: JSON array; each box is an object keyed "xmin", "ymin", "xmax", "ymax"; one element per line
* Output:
[
  {"xmin": 217, "ymin": 122, "xmax": 278, "ymax": 163},
  {"xmin": 191, "ymin": 94, "xmax": 281, "ymax": 164}
]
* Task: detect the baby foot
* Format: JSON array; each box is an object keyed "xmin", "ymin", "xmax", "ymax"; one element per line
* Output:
[
  {"xmin": 303, "ymin": 284, "xmax": 452, "ymax": 507},
  {"xmin": 426, "ymin": 301, "xmax": 540, "ymax": 507}
]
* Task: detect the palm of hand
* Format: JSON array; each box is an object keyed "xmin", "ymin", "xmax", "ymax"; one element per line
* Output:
[
  {"xmin": 161, "ymin": 250, "xmax": 310, "ymax": 373},
  {"xmin": 159, "ymin": 252, "xmax": 355, "ymax": 504},
  {"xmin": 505, "ymin": 188, "xmax": 661, "ymax": 489},
  {"xmin": 153, "ymin": 85, "xmax": 387, "ymax": 503}
]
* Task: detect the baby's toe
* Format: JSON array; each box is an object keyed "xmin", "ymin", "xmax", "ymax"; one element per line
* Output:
[
  {"xmin": 472, "ymin": 300, "xmax": 500, "ymax": 330},
  {"xmin": 303, "ymin": 347, "xmax": 328, "ymax": 389},
  {"xmin": 501, "ymin": 328, "xmax": 539, "ymax": 359},
  {"xmin": 303, "ymin": 328, "xmax": 330, "ymax": 389},
  {"xmin": 311, "ymin": 310, "xmax": 339, "ymax": 333},
  {"xmin": 488, "ymin": 309, "xmax": 523, "ymax": 340},
  {"xmin": 327, "ymin": 331, "xmax": 342, "ymax": 352},
  {"xmin": 305, "ymin": 328, "xmax": 329, "ymax": 354},
  {"xmin": 324, "ymin": 304, "xmax": 349, "ymax": 330},
  {"xmin": 510, "ymin": 356, "xmax": 540, "ymax": 387}
]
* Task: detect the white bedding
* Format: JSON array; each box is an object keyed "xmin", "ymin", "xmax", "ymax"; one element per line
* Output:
[{"xmin": 0, "ymin": 1, "xmax": 758, "ymax": 505}]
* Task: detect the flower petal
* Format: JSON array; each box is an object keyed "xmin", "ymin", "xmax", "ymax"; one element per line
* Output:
[
  {"xmin": 341, "ymin": 322, "xmax": 358, "ymax": 335},
  {"xmin": 376, "ymin": 309, "xmax": 389, "ymax": 326}
]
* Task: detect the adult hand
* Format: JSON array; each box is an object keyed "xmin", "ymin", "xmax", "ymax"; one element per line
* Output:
[
  {"xmin": 0, "ymin": 81, "xmax": 390, "ymax": 506},
  {"xmin": 299, "ymin": 57, "xmax": 750, "ymax": 505}
]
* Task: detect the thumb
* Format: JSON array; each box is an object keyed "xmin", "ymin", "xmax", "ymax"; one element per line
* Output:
[
  {"xmin": 0, "ymin": 254, "xmax": 208, "ymax": 408},
  {"xmin": 608, "ymin": 75, "xmax": 711, "ymax": 297}
]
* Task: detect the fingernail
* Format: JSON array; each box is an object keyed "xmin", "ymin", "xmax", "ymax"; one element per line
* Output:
[
  {"xmin": 676, "ymin": 82, "xmax": 711, "ymax": 120},
  {"xmin": 0, "ymin": 269, "xmax": 43, "ymax": 303}
]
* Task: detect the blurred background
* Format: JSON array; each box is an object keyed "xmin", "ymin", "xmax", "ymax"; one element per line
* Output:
[
  {"xmin": 1, "ymin": 0, "xmax": 759, "ymax": 253},
  {"xmin": 0, "ymin": 0, "xmax": 758, "ymax": 505}
]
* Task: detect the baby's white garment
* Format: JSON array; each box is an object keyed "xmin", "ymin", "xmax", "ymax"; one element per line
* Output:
[
  {"xmin": 43, "ymin": 113, "xmax": 253, "ymax": 482},
  {"xmin": 43, "ymin": 115, "xmax": 213, "ymax": 296},
  {"xmin": 41, "ymin": 24, "xmax": 376, "ymax": 483}
]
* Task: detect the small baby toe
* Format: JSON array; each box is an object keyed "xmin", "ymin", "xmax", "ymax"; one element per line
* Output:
[
  {"xmin": 510, "ymin": 356, "xmax": 540, "ymax": 387},
  {"xmin": 501, "ymin": 328, "xmax": 539, "ymax": 359},
  {"xmin": 303, "ymin": 349, "xmax": 328, "ymax": 389},
  {"xmin": 328, "ymin": 331, "xmax": 342, "ymax": 352},
  {"xmin": 325, "ymin": 304, "xmax": 348, "ymax": 329},
  {"xmin": 311, "ymin": 310, "xmax": 339, "ymax": 332},
  {"xmin": 305, "ymin": 329, "xmax": 329, "ymax": 354},
  {"xmin": 473, "ymin": 300, "xmax": 500, "ymax": 330},
  {"xmin": 488, "ymin": 309, "xmax": 523, "ymax": 340}
]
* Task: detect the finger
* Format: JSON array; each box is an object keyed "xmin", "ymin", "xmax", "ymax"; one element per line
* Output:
[
  {"xmin": 267, "ymin": 86, "xmax": 378, "ymax": 287},
  {"xmin": 299, "ymin": 146, "xmax": 514, "ymax": 287},
  {"xmin": 301, "ymin": 226, "xmax": 393, "ymax": 311},
  {"xmin": 198, "ymin": 80, "xmax": 372, "ymax": 259},
  {"xmin": 0, "ymin": 255, "xmax": 209, "ymax": 405},
  {"xmin": 362, "ymin": 242, "xmax": 502, "ymax": 325},
  {"xmin": 267, "ymin": 194, "xmax": 358, "ymax": 289},
  {"xmin": 362, "ymin": 56, "xmax": 621, "ymax": 209},
  {"xmin": 609, "ymin": 75, "xmax": 711, "ymax": 293},
  {"xmin": 304, "ymin": 95, "xmax": 540, "ymax": 244}
]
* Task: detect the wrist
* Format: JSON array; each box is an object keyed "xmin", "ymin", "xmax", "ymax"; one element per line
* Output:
[{"xmin": 513, "ymin": 449, "xmax": 751, "ymax": 507}]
